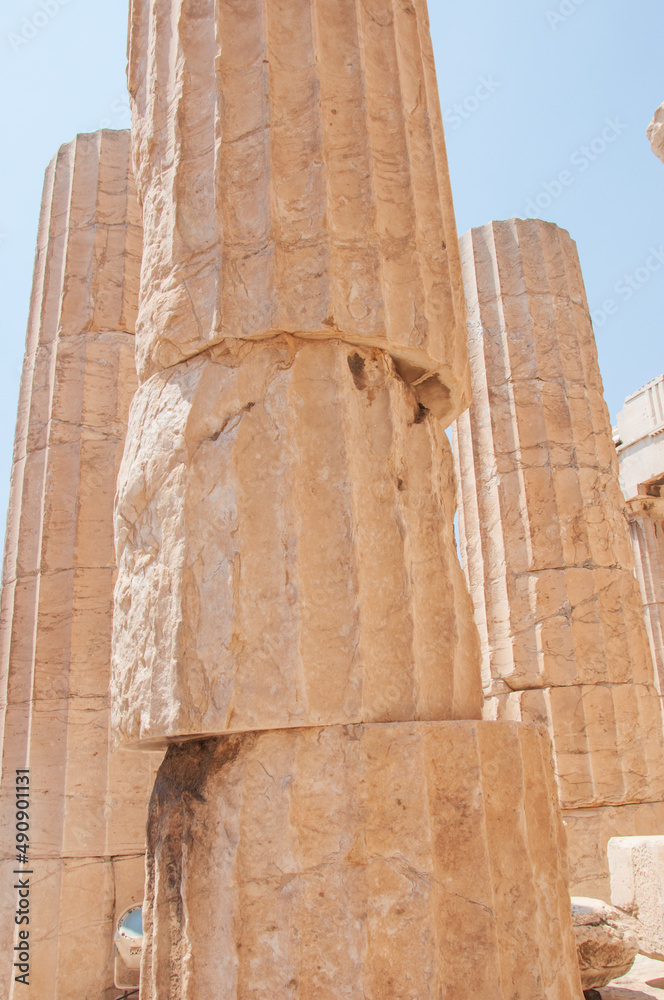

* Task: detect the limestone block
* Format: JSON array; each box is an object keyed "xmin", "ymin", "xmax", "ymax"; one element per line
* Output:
[
  {"xmin": 609, "ymin": 836, "xmax": 664, "ymax": 960},
  {"xmin": 453, "ymin": 218, "xmax": 664, "ymax": 823},
  {"xmin": 563, "ymin": 802, "xmax": 664, "ymax": 900},
  {"xmin": 648, "ymin": 104, "xmax": 664, "ymax": 165},
  {"xmin": 112, "ymin": 336, "xmax": 483, "ymax": 747},
  {"xmin": 140, "ymin": 721, "xmax": 583, "ymax": 1000},
  {"xmin": 571, "ymin": 897, "xmax": 638, "ymax": 990},
  {"xmin": 127, "ymin": 0, "xmax": 470, "ymax": 421}
]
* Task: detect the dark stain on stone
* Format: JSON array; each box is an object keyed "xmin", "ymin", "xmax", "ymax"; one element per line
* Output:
[
  {"xmin": 347, "ymin": 352, "xmax": 366, "ymax": 391},
  {"xmin": 414, "ymin": 403, "xmax": 428, "ymax": 424},
  {"xmin": 147, "ymin": 735, "xmax": 243, "ymax": 855}
]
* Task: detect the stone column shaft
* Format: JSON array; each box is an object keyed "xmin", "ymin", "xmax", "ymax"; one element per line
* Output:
[
  {"xmin": 453, "ymin": 218, "xmax": 664, "ymax": 898},
  {"xmin": 112, "ymin": 336, "xmax": 483, "ymax": 747},
  {"xmin": 0, "ymin": 130, "xmax": 159, "ymax": 1000},
  {"xmin": 127, "ymin": 0, "xmax": 470, "ymax": 421},
  {"xmin": 627, "ymin": 496, "xmax": 664, "ymax": 698},
  {"xmin": 141, "ymin": 722, "xmax": 581, "ymax": 1000},
  {"xmin": 117, "ymin": 5, "xmax": 585, "ymax": 996}
]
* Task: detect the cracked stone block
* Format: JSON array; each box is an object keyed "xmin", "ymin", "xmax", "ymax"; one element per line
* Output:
[
  {"xmin": 562, "ymin": 802, "xmax": 664, "ymax": 900},
  {"xmin": 140, "ymin": 721, "xmax": 583, "ymax": 1000},
  {"xmin": 112, "ymin": 336, "xmax": 483, "ymax": 748}
]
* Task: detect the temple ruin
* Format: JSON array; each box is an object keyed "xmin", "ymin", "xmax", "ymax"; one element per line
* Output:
[{"xmin": 0, "ymin": 3, "xmax": 663, "ymax": 998}]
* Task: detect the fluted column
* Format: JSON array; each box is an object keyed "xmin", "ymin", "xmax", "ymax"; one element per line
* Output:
[
  {"xmin": 141, "ymin": 722, "xmax": 581, "ymax": 1000},
  {"xmin": 126, "ymin": 0, "xmax": 470, "ymax": 416},
  {"xmin": 116, "ymin": 4, "xmax": 585, "ymax": 996},
  {"xmin": 453, "ymin": 218, "xmax": 664, "ymax": 899},
  {"xmin": 112, "ymin": 336, "xmax": 482, "ymax": 746},
  {"xmin": 627, "ymin": 495, "xmax": 664, "ymax": 698},
  {"xmin": 117, "ymin": 0, "xmax": 482, "ymax": 748},
  {"xmin": 0, "ymin": 131, "xmax": 159, "ymax": 1000}
]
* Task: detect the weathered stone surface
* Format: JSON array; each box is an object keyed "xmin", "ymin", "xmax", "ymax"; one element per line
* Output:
[
  {"xmin": 0, "ymin": 131, "xmax": 158, "ymax": 1000},
  {"xmin": 112, "ymin": 336, "xmax": 482, "ymax": 748},
  {"xmin": 140, "ymin": 721, "xmax": 583, "ymax": 1000},
  {"xmin": 116, "ymin": 8, "xmax": 584, "ymax": 999},
  {"xmin": 452, "ymin": 218, "xmax": 664, "ymax": 891},
  {"xmin": 614, "ymin": 377, "xmax": 664, "ymax": 704},
  {"xmin": 627, "ymin": 497, "xmax": 664, "ymax": 700},
  {"xmin": 5, "ymin": 855, "xmax": 146, "ymax": 1000},
  {"xmin": 609, "ymin": 836, "xmax": 664, "ymax": 961},
  {"xmin": 563, "ymin": 801, "xmax": 664, "ymax": 900},
  {"xmin": 603, "ymin": 954, "xmax": 664, "ymax": 999},
  {"xmin": 572, "ymin": 897, "xmax": 638, "ymax": 989},
  {"xmin": 648, "ymin": 104, "xmax": 664, "ymax": 165},
  {"xmin": 126, "ymin": 0, "xmax": 470, "ymax": 421}
]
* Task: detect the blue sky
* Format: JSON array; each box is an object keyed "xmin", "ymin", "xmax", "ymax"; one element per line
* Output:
[{"xmin": 0, "ymin": 0, "xmax": 662, "ymax": 538}]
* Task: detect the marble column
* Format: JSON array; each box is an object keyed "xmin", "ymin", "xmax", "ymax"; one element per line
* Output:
[
  {"xmin": 0, "ymin": 130, "xmax": 160, "ymax": 1000},
  {"xmin": 627, "ymin": 493, "xmax": 664, "ymax": 698},
  {"xmin": 453, "ymin": 217, "xmax": 664, "ymax": 899},
  {"xmin": 114, "ymin": 3, "xmax": 585, "ymax": 996}
]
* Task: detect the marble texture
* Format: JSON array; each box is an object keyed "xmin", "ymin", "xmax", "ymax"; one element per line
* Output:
[
  {"xmin": 140, "ymin": 721, "xmax": 583, "ymax": 1000},
  {"xmin": 627, "ymin": 497, "xmax": 664, "ymax": 701},
  {"xmin": 112, "ymin": 336, "xmax": 482, "ymax": 748},
  {"xmin": 452, "ymin": 218, "xmax": 664, "ymax": 892},
  {"xmin": 0, "ymin": 130, "xmax": 159, "ymax": 1000},
  {"xmin": 126, "ymin": 0, "xmax": 471, "ymax": 423},
  {"xmin": 609, "ymin": 836, "xmax": 664, "ymax": 961}
]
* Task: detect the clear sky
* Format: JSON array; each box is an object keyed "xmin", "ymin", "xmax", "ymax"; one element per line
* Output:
[{"xmin": 0, "ymin": 1, "xmax": 662, "ymax": 539}]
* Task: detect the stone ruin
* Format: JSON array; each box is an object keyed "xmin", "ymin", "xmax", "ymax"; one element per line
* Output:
[{"xmin": 0, "ymin": 2, "xmax": 663, "ymax": 998}]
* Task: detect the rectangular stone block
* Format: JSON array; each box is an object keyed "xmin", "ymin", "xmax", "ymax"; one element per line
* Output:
[
  {"xmin": 609, "ymin": 835, "xmax": 664, "ymax": 960},
  {"xmin": 564, "ymin": 802, "xmax": 664, "ymax": 900}
]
